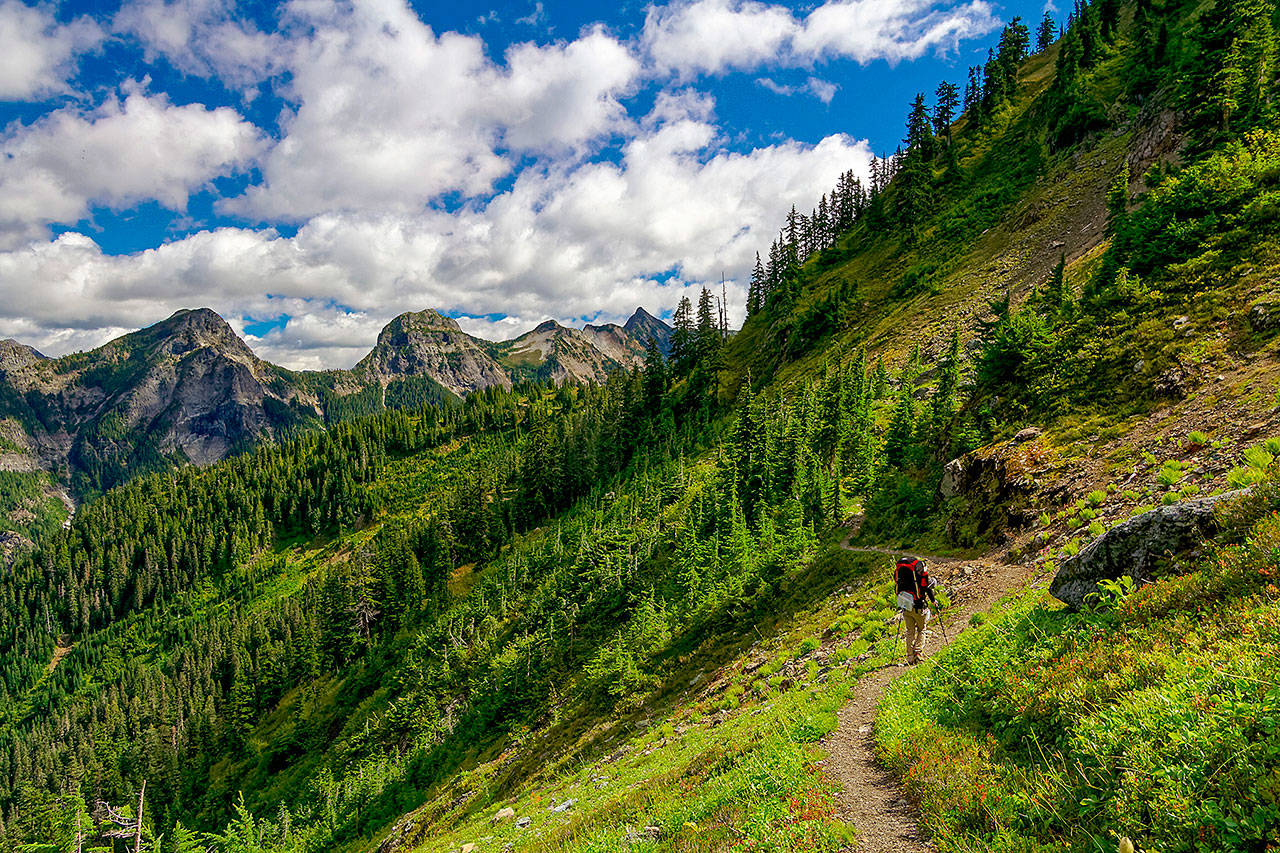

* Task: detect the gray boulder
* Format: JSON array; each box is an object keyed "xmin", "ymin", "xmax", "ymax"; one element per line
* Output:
[
  {"xmin": 1050, "ymin": 489, "xmax": 1248, "ymax": 608},
  {"xmin": 1248, "ymin": 298, "xmax": 1280, "ymax": 333}
]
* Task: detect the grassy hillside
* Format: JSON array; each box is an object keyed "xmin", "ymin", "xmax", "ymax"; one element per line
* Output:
[{"xmin": 5, "ymin": 0, "xmax": 1280, "ymax": 850}]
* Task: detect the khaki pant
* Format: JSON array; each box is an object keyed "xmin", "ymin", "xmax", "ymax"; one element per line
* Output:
[{"xmin": 903, "ymin": 607, "xmax": 930, "ymax": 664}]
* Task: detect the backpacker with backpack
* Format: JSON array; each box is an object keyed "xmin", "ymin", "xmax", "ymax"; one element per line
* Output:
[{"xmin": 895, "ymin": 556, "xmax": 937, "ymax": 611}]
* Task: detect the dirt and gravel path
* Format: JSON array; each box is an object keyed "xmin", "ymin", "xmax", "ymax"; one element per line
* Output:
[{"xmin": 821, "ymin": 534, "xmax": 1037, "ymax": 852}]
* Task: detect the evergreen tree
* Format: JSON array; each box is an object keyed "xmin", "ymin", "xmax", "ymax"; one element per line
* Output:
[
  {"xmin": 933, "ymin": 81, "xmax": 960, "ymax": 143},
  {"xmin": 1185, "ymin": 0, "xmax": 1278, "ymax": 149},
  {"xmin": 1044, "ymin": 252, "xmax": 1072, "ymax": 313},
  {"xmin": 670, "ymin": 296, "xmax": 695, "ymax": 375},
  {"xmin": 747, "ymin": 252, "xmax": 765, "ymax": 317},
  {"xmin": 695, "ymin": 287, "xmax": 721, "ymax": 362},
  {"xmin": 963, "ymin": 66, "xmax": 982, "ymax": 113},
  {"xmin": 1037, "ymin": 11, "xmax": 1056, "ymax": 51},
  {"xmin": 904, "ymin": 92, "xmax": 935, "ymax": 158}
]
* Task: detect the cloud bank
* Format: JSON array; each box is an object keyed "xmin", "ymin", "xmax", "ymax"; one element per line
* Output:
[{"xmin": 0, "ymin": 0, "xmax": 998, "ymax": 369}]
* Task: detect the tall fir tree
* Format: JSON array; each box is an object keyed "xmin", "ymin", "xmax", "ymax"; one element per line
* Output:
[
  {"xmin": 934, "ymin": 81, "xmax": 960, "ymax": 143},
  {"xmin": 1037, "ymin": 11, "xmax": 1056, "ymax": 51}
]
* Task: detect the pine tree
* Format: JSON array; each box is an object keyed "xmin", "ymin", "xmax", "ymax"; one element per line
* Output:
[
  {"xmin": 747, "ymin": 252, "xmax": 765, "ymax": 317},
  {"xmin": 904, "ymin": 93, "xmax": 934, "ymax": 158},
  {"xmin": 695, "ymin": 287, "xmax": 720, "ymax": 362},
  {"xmin": 670, "ymin": 296, "xmax": 695, "ymax": 375},
  {"xmin": 1037, "ymin": 11, "xmax": 1056, "ymax": 51},
  {"xmin": 963, "ymin": 66, "xmax": 981, "ymax": 113},
  {"xmin": 1044, "ymin": 252, "xmax": 1072, "ymax": 313},
  {"xmin": 883, "ymin": 384, "xmax": 917, "ymax": 469},
  {"xmin": 933, "ymin": 81, "xmax": 960, "ymax": 144}
]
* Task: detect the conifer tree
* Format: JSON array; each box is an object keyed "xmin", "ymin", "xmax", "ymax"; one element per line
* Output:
[
  {"xmin": 883, "ymin": 384, "xmax": 917, "ymax": 468},
  {"xmin": 670, "ymin": 296, "xmax": 695, "ymax": 375},
  {"xmin": 747, "ymin": 252, "xmax": 765, "ymax": 316},
  {"xmin": 695, "ymin": 287, "xmax": 720, "ymax": 361},
  {"xmin": 1037, "ymin": 11, "xmax": 1056, "ymax": 51},
  {"xmin": 963, "ymin": 66, "xmax": 982, "ymax": 113},
  {"xmin": 933, "ymin": 81, "xmax": 960, "ymax": 144},
  {"xmin": 1044, "ymin": 252, "xmax": 1072, "ymax": 313}
]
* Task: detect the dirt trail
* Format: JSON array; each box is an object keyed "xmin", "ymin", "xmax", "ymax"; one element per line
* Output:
[{"xmin": 821, "ymin": 534, "xmax": 1037, "ymax": 853}]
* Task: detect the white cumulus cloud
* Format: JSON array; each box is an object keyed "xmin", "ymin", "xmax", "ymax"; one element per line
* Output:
[
  {"xmin": 113, "ymin": 0, "xmax": 286, "ymax": 89},
  {"xmin": 0, "ymin": 90, "xmax": 266, "ymax": 248},
  {"xmin": 643, "ymin": 0, "xmax": 999, "ymax": 77},
  {"xmin": 0, "ymin": 0, "xmax": 101, "ymax": 100},
  {"xmin": 224, "ymin": 1, "xmax": 641, "ymax": 222}
]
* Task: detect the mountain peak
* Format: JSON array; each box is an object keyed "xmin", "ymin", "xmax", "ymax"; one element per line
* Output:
[
  {"xmin": 382, "ymin": 309, "xmax": 463, "ymax": 337},
  {"xmin": 0, "ymin": 339, "xmax": 47, "ymax": 372},
  {"xmin": 532, "ymin": 319, "xmax": 565, "ymax": 334},
  {"xmin": 621, "ymin": 307, "xmax": 672, "ymax": 354},
  {"xmin": 139, "ymin": 308, "xmax": 254, "ymax": 360},
  {"xmin": 623, "ymin": 307, "xmax": 660, "ymax": 331}
]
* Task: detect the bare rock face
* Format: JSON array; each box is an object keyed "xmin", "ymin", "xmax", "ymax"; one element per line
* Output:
[
  {"xmin": 0, "ymin": 339, "xmax": 47, "ymax": 373},
  {"xmin": 940, "ymin": 438, "xmax": 1055, "ymax": 547},
  {"xmin": 622, "ymin": 307, "xmax": 673, "ymax": 354},
  {"xmin": 356, "ymin": 310, "xmax": 512, "ymax": 397},
  {"xmin": 1248, "ymin": 296, "xmax": 1280, "ymax": 333},
  {"xmin": 1049, "ymin": 489, "xmax": 1247, "ymax": 608},
  {"xmin": 2, "ymin": 308, "xmax": 324, "ymax": 497},
  {"xmin": 500, "ymin": 320, "xmax": 624, "ymax": 385}
]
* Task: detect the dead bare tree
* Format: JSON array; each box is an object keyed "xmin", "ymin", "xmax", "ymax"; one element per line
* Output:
[{"xmin": 95, "ymin": 779, "xmax": 146, "ymax": 852}]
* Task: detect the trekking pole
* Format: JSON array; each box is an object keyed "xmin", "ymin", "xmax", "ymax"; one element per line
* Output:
[
  {"xmin": 893, "ymin": 612, "xmax": 902, "ymax": 664},
  {"xmin": 935, "ymin": 604, "xmax": 949, "ymax": 643}
]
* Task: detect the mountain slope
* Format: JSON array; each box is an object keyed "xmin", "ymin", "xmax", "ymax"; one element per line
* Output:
[{"xmin": 6, "ymin": 1, "xmax": 1280, "ymax": 851}]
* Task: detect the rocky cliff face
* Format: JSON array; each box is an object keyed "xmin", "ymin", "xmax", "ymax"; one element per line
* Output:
[
  {"xmin": 622, "ymin": 307, "xmax": 673, "ymax": 354},
  {"xmin": 1, "ymin": 309, "xmax": 324, "ymax": 497},
  {"xmin": 497, "ymin": 320, "xmax": 625, "ymax": 385},
  {"xmin": 355, "ymin": 310, "xmax": 512, "ymax": 397}
]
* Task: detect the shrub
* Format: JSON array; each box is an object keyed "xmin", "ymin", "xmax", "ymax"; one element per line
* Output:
[
  {"xmin": 1187, "ymin": 430, "xmax": 1209, "ymax": 446},
  {"xmin": 1086, "ymin": 490, "xmax": 1107, "ymax": 507},
  {"xmin": 1088, "ymin": 521, "xmax": 1106, "ymax": 538},
  {"xmin": 1227, "ymin": 466, "xmax": 1266, "ymax": 489}
]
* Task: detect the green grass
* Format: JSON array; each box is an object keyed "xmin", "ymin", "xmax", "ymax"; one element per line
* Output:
[
  {"xmin": 876, "ymin": 499, "xmax": 1280, "ymax": 853},
  {"xmin": 392, "ymin": 549, "xmax": 905, "ymax": 852}
]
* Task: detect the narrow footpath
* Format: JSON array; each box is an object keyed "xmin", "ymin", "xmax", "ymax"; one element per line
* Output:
[{"xmin": 821, "ymin": 534, "xmax": 1037, "ymax": 852}]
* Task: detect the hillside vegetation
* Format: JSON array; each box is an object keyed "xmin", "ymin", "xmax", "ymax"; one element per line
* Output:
[{"xmin": 4, "ymin": 0, "xmax": 1280, "ymax": 851}]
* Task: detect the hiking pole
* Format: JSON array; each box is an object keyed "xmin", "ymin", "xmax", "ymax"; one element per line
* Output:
[
  {"xmin": 893, "ymin": 612, "xmax": 902, "ymax": 665},
  {"xmin": 935, "ymin": 604, "xmax": 949, "ymax": 643}
]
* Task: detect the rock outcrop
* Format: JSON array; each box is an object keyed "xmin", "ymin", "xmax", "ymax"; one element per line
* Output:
[
  {"xmin": 1049, "ymin": 489, "xmax": 1247, "ymax": 608},
  {"xmin": 356, "ymin": 310, "xmax": 512, "ymax": 397}
]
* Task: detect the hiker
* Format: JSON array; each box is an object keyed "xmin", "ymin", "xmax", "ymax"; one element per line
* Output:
[{"xmin": 895, "ymin": 555, "xmax": 939, "ymax": 665}]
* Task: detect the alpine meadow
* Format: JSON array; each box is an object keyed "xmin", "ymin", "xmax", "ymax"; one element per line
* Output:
[{"xmin": 2, "ymin": 0, "xmax": 1280, "ymax": 851}]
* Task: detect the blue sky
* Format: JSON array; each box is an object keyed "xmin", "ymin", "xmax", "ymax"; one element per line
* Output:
[{"xmin": 0, "ymin": 0, "xmax": 1048, "ymax": 368}]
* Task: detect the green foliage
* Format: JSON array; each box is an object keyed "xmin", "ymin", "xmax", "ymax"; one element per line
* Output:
[{"xmin": 879, "ymin": 503, "xmax": 1280, "ymax": 852}]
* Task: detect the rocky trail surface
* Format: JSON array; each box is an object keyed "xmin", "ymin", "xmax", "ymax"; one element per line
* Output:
[{"xmin": 822, "ymin": 533, "xmax": 1038, "ymax": 852}]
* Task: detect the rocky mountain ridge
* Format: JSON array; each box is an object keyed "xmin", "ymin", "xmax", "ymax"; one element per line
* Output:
[{"xmin": 0, "ymin": 305, "xmax": 672, "ymax": 544}]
